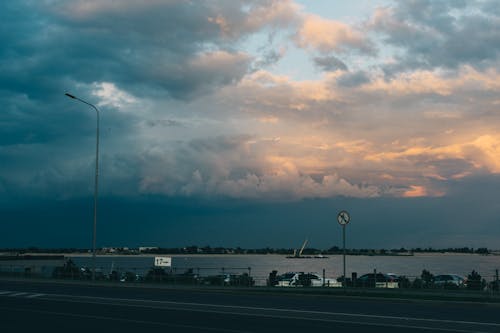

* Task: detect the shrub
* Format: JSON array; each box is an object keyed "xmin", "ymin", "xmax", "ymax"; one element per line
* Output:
[
  {"xmin": 267, "ymin": 270, "xmax": 278, "ymax": 286},
  {"xmin": 467, "ymin": 270, "xmax": 485, "ymax": 290},
  {"xmin": 398, "ymin": 275, "xmax": 412, "ymax": 288},
  {"xmin": 52, "ymin": 259, "xmax": 80, "ymax": 279},
  {"xmin": 420, "ymin": 269, "xmax": 434, "ymax": 288}
]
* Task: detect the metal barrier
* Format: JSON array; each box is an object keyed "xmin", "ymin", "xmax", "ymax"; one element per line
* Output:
[{"xmin": 1, "ymin": 262, "xmax": 499, "ymax": 293}]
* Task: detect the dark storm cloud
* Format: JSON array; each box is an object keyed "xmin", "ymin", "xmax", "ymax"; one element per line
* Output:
[
  {"xmin": 3, "ymin": 192, "xmax": 500, "ymax": 249},
  {"xmin": 371, "ymin": 0, "xmax": 500, "ymax": 74},
  {"xmin": 0, "ymin": 92, "xmax": 139, "ymax": 203},
  {"xmin": 0, "ymin": 1, "xmax": 296, "ymax": 101},
  {"xmin": 135, "ymin": 135, "xmax": 263, "ymax": 197},
  {"xmin": 482, "ymin": 0, "xmax": 500, "ymax": 16},
  {"xmin": 313, "ymin": 55, "xmax": 348, "ymax": 72},
  {"xmin": 188, "ymin": 135, "xmax": 252, "ymax": 153},
  {"xmin": 145, "ymin": 119, "xmax": 183, "ymax": 128},
  {"xmin": 3, "ymin": 0, "xmax": 500, "ymax": 250},
  {"xmin": 0, "ymin": 0, "xmax": 295, "ymax": 201}
]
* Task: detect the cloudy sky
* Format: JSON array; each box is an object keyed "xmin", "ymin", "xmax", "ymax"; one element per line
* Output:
[{"xmin": 2, "ymin": 0, "xmax": 500, "ymax": 249}]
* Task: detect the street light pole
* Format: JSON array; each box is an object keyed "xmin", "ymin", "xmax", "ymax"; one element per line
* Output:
[{"xmin": 65, "ymin": 93, "xmax": 100, "ymax": 281}]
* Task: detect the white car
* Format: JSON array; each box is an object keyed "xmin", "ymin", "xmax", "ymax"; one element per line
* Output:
[{"xmin": 277, "ymin": 272, "xmax": 341, "ymax": 287}]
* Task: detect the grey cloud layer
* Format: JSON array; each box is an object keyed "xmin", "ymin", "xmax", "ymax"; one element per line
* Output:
[
  {"xmin": 371, "ymin": 0, "xmax": 500, "ymax": 73},
  {"xmin": 1, "ymin": 0, "xmax": 299, "ymax": 101},
  {"xmin": 0, "ymin": 0, "xmax": 297, "ymax": 200},
  {"xmin": 2, "ymin": 0, "xmax": 500, "ymax": 203},
  {"xmin": 313, "ymin": 56, "xmax": 348, "ymax": 72}
]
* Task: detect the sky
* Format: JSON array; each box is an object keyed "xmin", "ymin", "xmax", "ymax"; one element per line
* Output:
[{"xmin": 2, "ymin": 0, "xmax": 500, "ymax": 249}]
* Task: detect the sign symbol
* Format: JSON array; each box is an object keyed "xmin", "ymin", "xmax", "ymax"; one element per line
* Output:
[
  {"xmin": 154, "ymin": 256, "xmax": 172, "ymax": 267},
  {"xmin": 337, "ymin": 210, "xmax": 350, "ymax": 225}
]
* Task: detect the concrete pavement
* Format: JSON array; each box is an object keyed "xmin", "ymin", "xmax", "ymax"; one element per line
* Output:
[{"xmin": 1, "ymin": 279, "xmax": 500, "ymax": 332}]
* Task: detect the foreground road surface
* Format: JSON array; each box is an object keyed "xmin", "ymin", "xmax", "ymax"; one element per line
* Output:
[{"xmin": 1, "ymin": 279, "xmax": 499, "ymax": 332}]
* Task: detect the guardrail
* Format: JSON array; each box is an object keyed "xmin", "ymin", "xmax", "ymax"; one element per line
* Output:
[{"xmin": 1, "ymin": 262, "xmax": 499, "ymax": 292}]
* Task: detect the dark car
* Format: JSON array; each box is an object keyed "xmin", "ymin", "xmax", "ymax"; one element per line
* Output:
[
  {"xmin": 433, "ymin": 274, "xmax": 467, "ymax": 289},
  {"xmin": 356, "ymin": 273, "xmax": 399, "ymax": 288},
  {"xmin": 120, "ymin": 271, "xmax": 142, "ymax": 282}
]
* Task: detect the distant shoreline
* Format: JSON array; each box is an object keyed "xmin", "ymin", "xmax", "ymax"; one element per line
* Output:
[{"xmin": 1, "ymin": 252, "xmax": 498, "ymax": 258}]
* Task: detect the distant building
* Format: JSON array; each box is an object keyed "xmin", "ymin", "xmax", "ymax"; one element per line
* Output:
[
  {"xmin": 101, "ymin": 247, "xmax": 131, "ymax": 254},
  {"xmin": 139, "ymin": 247, "xmax": 159, "ymax": 252}
]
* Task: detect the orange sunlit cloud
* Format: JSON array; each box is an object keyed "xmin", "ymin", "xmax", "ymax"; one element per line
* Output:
[
  {"xmin": 39, "ymin": 1, "xmax": 500, "ymax": 201},
  {"xmin": 402, "ymin": 186, "xmax": 427, "ymax": 198},
  {"xmin": 362, "ymin": 66, "xmax": 500, "ymax": 96},
  {"xmin": 295, "ymin": 14, "xmax": 371, "ymax": 53}
]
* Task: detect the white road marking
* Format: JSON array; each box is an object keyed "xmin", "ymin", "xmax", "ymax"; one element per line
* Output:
[
  {"xmin": 8, "ymin": 292, "xmax": 29, "ymax": 297},
  {"xmin": 0, "ymin": 290, "xmax": 45, "ymax": 298},
  {"xmin": 33, "ymin": 292, "xmax": 499, "ymax": 332},
  {"xmin": 4, "ymin": 289, "xmax": 500, "ymax": 332},
  {"xmin": 46, "ymin": 293, "xmax": 500, "ymax": 328}
]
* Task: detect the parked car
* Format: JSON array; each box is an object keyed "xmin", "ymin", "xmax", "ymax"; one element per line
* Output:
[
  {"xmin": 433, "ymin": 274, "xmax": 467, "ymax": 289},
  {"xmin": 276, "ymin": 272, "xmax": 300, "ymax": 286},
  {"xmin": 119, "ymin": 271, "xmax": 142, "ymax": 282},
  {"xmin": 356, "ymin": 273, "xmax": 399, "ymax": 288},
  {"xmin": 276, "ymin": 272, "xmax": 340, "ymax": 287},
  {"xmin": 200, "ymin": 273, "xmax": 254, "ymax": 286}
]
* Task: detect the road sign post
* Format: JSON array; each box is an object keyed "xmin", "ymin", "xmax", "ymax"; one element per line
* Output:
[{"xmin": 337, "ymin": 210, "xmax": 351, "ymax": 288}]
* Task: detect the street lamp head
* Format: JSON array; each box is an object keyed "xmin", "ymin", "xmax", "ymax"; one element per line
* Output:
[{"xmin": 65, "ymin": 92, "xmax": 76, "ymax": 99}]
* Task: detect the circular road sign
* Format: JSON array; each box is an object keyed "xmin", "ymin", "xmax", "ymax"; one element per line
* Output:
[{"xmin": 337, "ymin": 210, "xmax": 350, "ymax": 225}]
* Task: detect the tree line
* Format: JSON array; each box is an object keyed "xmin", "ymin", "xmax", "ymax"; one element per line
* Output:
[{"xmin": 0, "ymin": 246, "xmax": 492, "ymax": 255}]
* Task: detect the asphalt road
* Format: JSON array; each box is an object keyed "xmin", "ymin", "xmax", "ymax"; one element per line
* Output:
[{"xmin": 1, "ymin": 279, "xmax": 500, "ymax": 333}]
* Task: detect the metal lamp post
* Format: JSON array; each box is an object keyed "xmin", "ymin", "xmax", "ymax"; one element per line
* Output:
[{"xmin": 65, "ymin": 92, "xmax": 100, "ymax": 281}]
